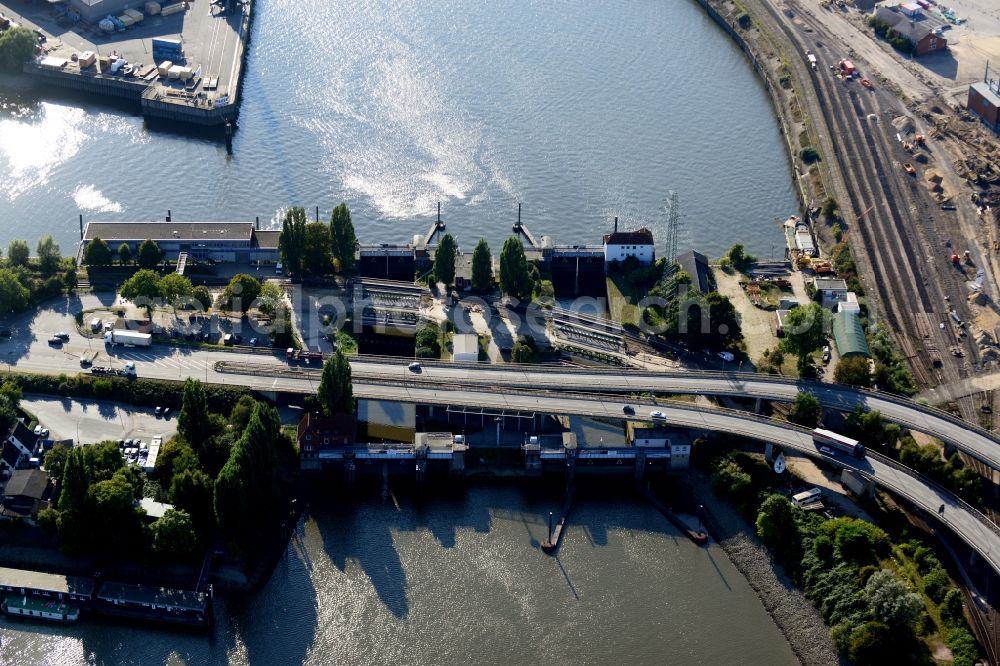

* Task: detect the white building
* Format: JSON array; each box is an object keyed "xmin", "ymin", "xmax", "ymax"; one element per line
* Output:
[
  {"xmin": 603, "ymin": 227, "xmax": 655, "ymax": 266},
  {"xmin": 838, "ymin": 292, "xmax": 861, "ymax": 314},
  {"xmin": 452, "ymin": 334, "xmax": 479, "ymax": 363}
]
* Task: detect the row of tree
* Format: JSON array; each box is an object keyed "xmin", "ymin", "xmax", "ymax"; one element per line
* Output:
[
  {"xmin": 0, "ymin": 237, "xmax": 77, "ymax": 314},
  {"xmin": 277, "ymin": 204, "xmax": 358, "ymax": 277},
  {"xmin": 83, "ymin": 237, "xmax": 163, "ymax": 269}
]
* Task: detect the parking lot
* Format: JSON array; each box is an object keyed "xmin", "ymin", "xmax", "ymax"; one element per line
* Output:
[{"xmin": 22, "ymin": 394, "xmax": 177, "ymax": 445}]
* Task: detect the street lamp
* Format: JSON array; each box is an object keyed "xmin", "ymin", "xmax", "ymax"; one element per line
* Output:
[{"xmin": 494, "ymin": 416, "xmax": 502, "ymax": 447}]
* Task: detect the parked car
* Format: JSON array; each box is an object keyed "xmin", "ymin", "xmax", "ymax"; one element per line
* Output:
[
  {"xmin": 47, "ymin": 335, "xmax": 63, "ymax": 345},
  {"xmin": 650, "ymin": 410, "xmax": 666, "ymax": 420},
  {"xmin": 822, "ymin": 346, "xmax": 831, "ymax": 364},
  {"xmin": 155, "ymin": 406, "xmax": 163, "ymax": 416},
  {"xmin": 163, "ymin": 407, "xmax": 171, "ymax": 419},
  {"xmin": 717, "ymin": 351, "xmax": 734, "ymax": 362},
  {"xmin": 622, "ymin": 405, "xmax": 635, "ymax": 415},
  {"xmin": 819, "ymin": 446, "xmax": 836, "ymax": 456},
  {"xmin": 57, "ymin": 332, "xmax": 70, "ymax": 341},
  {"xmin": 408, "ymin": 362, "xmax": 421, "ymax": 372},
  {"xmin": 249, "ymin": 337, "xmax": 258, "ymax": 346}
]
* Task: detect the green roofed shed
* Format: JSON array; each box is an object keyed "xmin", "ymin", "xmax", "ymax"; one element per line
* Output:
[{"xmin": 832, "ymin": 310, "xmax": 869, "ymax": 358}]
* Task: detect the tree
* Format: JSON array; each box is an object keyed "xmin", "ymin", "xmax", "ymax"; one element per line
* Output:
[
  {"xmin": 120, "ymin": 269, "xmax": 162, "ymax": 309},
  {"xmin": 178, "ymin": 378, "xmax": 211, "ymax": 450},
  {"xmin": 229, "ymin": 394, "xmax": 258, "ymax": 435},
  {"xmin": 57, "ymin": 447, "xmax": 90, "ymax": 515},
  {"xmin": 724, "ymin": 243, "xmax": 757, "ymax": 271},
  {"xmin": 433, "ymin": 234, "xmax": 457, "ymax": 287},
  {"xmin": 159, "ymin": 273, "xmax": 193, "ymax": 305},
  {"xmin": 471, "ymin": 239, "xmax": 493, "ymax": 293},
  {"xmin": 82, "ymin": 441, "xmax": 124, "ymax": 483},
  {"xmin": 865, "ymin": 569, "xmax": 923, "ymax": 630},
  {"xmin": 0, "ymin": 27, "xmax": 37, "ymax": 73},
  {"xmin": 415, "ymin": 323, "xmax": 441, "ymax": 358},
  {"xmin": 0, "ymin": 381, "xmax": 19, "ymax": 408},
  {"xmin": 192, "ymin": 285, "xmax": 212, "ymax": 312},
  {"xmin": 257, "ymin": 281, "xmax": 284, "ymax": 317},
  {"xmin": 7, "ymin": 240, "xmax": 29, "ymax": 267},
  {"xmin": 821, "ymin": 197, "xmax": 839, "ymax": 220},
  {"xmin": 499, "ymin": 236, "xmax": 532, "ymax": 300},
  {"xmin": 136, "ymin": 239, "xmax": 163, "ymax": 269},
  {"xmin": 43, "ymin": 443, "xmax": 72, "ymax": 494},
  {"xmin": 511, "ymin": 336, "xmax": 538, "ymax": 363},
  {"xmin": 788, "ymin": 392, "xmax": 822, "ymax": 427},
  {"xmin": 302, "ymin": 222, "xmax": 332, "ymax": 275},
  {"xmin": 317, "ymin": 351, "xmax": 354, "ymax": 416},
  {"xmin": 89, "ymin": 476, "xmax": 144, "ymax": 554},
  {"xmin": 780, "ymin": 303, "xmax": 829, "ymax": 374},
  {"xmin": 83, "ymin": 237, "xmax": 113, "ymax": 267},
  {"xmin": 154, "ymin": 440, "xmax": 199, "ymax": 483},
  {"xmin": 756, "ymin": 494, "xmax": 801, "ymax": 563},
  {"xmin": 150, "ymin": 509, "xmax": 197, "ymax": 559},
  {"xmin": 834, "ymin": 356, "xmax": 872, "ymax": 387},
  {"xmin": 270, "ymin": 303, "xmax": 295, "ymax": 349},
  {"xmin": 329, "ymin": 202, "xmax": 357, "ymax": 274},
  {"xmin": 219, "ymin": 274, "xmax": 261, "ymax": 313},
  {"xmin": 118, "ymin": 243, "xmax": 132, "ymax": 266},
  {"xmin": 64, "ymin": 267, "xmax": 77, "ymax": 293},
  {"xmin": 0, "ymin": 269, "xmax": 29, "ymax": 314},
  {"xmin": 278, "ymin": 207, "xmax": 307, "ymax": 277},
  {"xmin": 36, "ymin": 236, "xmax": 61, "ymax": 275}
]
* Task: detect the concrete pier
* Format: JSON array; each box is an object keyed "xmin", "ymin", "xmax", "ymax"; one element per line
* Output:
[{"xmin": 7, "ymin": 0, "xmax": 254, "ymax": 128}]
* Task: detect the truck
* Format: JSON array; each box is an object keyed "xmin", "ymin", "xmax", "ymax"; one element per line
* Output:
[
  {"xmin": 806, "ymin": 52, "xmax": 817, "ymax": 70},
  {"xmin": 286, "ymin": 348, "xmax": 324, "ymax": 363},
  {"xmin": 839, "ymin": 59, "xmax": 856, "ymax": 76},
  {"xmin": 90, "ymin": 361, "xmax": 136, "ymax": 377},
  {"xmin": 104, "ymin": 330, "xmax": 152, "ymax": 347}
]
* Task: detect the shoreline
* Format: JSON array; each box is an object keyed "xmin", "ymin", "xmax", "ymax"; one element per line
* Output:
[{"xmin": 686, "ymin": 474, "xmax": 844, "ymax": 666}]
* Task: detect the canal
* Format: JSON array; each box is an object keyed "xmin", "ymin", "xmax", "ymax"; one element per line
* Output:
[
  {"xmin": 0, "ymin": 0, "xmax": 796, "ymax": 258},
  {"xmin": 0, "ymin": 485, "xmax": 797, "ymax": 665}
]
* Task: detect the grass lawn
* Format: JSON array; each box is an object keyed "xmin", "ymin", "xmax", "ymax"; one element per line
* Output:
[{"xmin": 605, "ymin": 275, "xmax": 641, "ymax": 326}]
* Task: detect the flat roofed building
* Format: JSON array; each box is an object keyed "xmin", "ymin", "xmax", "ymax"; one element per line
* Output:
[
  {"xmin": 452, "ymin": 334, "xmax": 479, "ymax": 363},
  {"xmin": 0, "ymin": 566, "xmax": 95, "ymax": 601},
  {"xmin": 80, "ymin": 221, "xmax": 280, "ymax": 264}
]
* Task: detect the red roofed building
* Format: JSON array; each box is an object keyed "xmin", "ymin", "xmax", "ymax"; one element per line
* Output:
[{"xmin": 603, "ymin": 226, "xmax": 655, "ymax": 265}]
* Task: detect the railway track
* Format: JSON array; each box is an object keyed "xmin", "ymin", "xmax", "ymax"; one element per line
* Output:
[{"xmin": 764, "ymin": 0, "xmax": 978, "ymax": 418}]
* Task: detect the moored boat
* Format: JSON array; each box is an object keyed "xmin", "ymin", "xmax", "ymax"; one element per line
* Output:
[{"xmin": 2, "ymin": 595, "xmax": 81, "ymax": 623}]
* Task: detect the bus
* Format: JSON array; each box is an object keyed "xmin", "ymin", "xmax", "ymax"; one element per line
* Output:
[
  {"xmin": 792, "ymin": 487, "xmax": 822, "ymax": 507},
  {"xmin": 813, "ymin": 428, "xmax": 866, "ymax": 459}
]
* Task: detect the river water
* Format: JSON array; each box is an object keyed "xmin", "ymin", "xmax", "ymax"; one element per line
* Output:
[
  {"xmin": 0, "ymin": 1, "xmax": 802, "ymax": 661},
  {"xmin": 0, "ymin": 0, "xmax": 795, "ymax": 258},
  {"xmin": 0, "ymin": 485, "xmax": 798, "ymax": 665}
]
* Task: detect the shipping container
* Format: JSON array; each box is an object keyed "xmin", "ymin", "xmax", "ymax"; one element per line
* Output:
[
  {"xmin": 144, "ymin": 1, "xmax": 162, "ymax": 14},
  {"xmin": 124, "ymin": 9, "xmax": 144, "ymax": 21},
  {"xmin": 157, "ymin": 60, "xmax": 173, "ymax": 76},
  {"xmin": 117, "ymin": 14, "xmax": 135, "ymax": 27}
]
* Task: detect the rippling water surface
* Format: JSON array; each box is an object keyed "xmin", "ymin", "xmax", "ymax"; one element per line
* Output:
[
  {"xmin": 0, "ymin": 487, "xmax": 798, "ymax": 665},
  {"xmin": 0, "ymin": 0, "xmax": 794, "ymax": 257}
]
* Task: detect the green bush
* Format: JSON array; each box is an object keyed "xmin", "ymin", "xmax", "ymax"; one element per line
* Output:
[
  {"xmin": 800, "ymin": 147, "xmax": 820, "ymax": 164},
  {"xmin": 947, "ymin": 626, "xmax": 979, "ymax": 666}
]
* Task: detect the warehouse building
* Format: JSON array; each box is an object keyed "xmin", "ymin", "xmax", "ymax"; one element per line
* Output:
[{"xmin": 79, "ymin": 221, "xmax": 280, "ymax": 264}]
